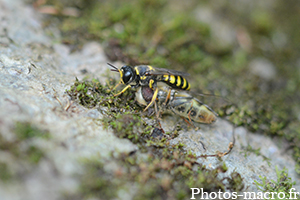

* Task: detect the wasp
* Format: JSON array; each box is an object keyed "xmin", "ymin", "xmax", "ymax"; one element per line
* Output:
[
  {"xmin": 135, "ymin": 85, "xmax": 218, "ymax": 124},
  {"xmin": 108, "ymin": 63, "xmax": 190, "ymax": 111}
]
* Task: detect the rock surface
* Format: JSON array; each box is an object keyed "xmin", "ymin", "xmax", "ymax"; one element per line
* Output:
[
  {"xmin": 0, "ymin": 0, "xmax": 299, "ymax": 199},
  {"xmin": 0, "ymin": 1, "xmax": 136, "ymax": 200}
]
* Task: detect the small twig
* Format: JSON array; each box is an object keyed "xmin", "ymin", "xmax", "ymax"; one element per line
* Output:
[{"xmin": 197, "ymin": 123, "xmax": 236, "ymax": 158}]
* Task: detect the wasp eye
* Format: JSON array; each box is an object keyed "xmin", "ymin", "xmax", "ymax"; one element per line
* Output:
[
  {"xmin": 123, "ymin": 71, "xmax": 132, "ymax": 84},
  {"xmin": 121, "ymin": 65, "xmax": 134, "ymax": 84}
]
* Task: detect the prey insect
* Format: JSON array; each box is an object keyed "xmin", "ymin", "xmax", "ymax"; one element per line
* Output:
[
  {"xmin": 136, "ymin": 85, "xmax": 235, "ymax": 158},
  {"xmin": 135, "ymin": 85, "xmax": 218, "ymax": 125},
  {"xmin": 108, "ymin": 63, "xmax": 191, "ymax": 112}
]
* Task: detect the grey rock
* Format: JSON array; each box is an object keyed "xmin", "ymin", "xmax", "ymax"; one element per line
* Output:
[{"xmin": 0, "ymin": 1, "xmax": 136, "ymax": 200}]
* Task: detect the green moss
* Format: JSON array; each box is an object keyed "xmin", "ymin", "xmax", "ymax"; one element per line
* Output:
[
  {"xmin": 51, "ymin": 0, "xmax": 212, "ymax": 70},
  {"xmin": 242, "ymin": 144, "xmax": 271, "ymax": 166},
  {"xmin": 105, "ymin": 113, "xmax": 152, "ymax": 144},
  {"xmin": 0, "ymin": 122, "xmax": 49, "ymax": 168},
  {"xmin": 26, "ymin": 146, "xmax": 45, "ymax": 164},
  {"xmin": 79, "ymin": 160, "xmax": 119, "ymax": 199},
  {"xmin": 0, "ymin": 122, "xmax": 51, "ymax": 183},
  {"xmin": 67, "ymin": 78, "xmax": 138, "ymax": 112},
  {"xmin": 0, "ymin": 162, "xmax": 12, "ymax": 182},
  {"xmin": 14, "ymin": 121, "xmax": 50, "ymax": 140},
  {"xmin": 255, "ymin": 166, "xmax": 299, "ymax": 199},
  {"xmin": 250, "ymin": 10, "xmax": 274, "ymax": 35},
  {"xmin": 0, "ymin": 133, "xmax": 20, "ymax": 157},
  {"xmin": 77, "ymin": 155, "xmax": 243, "ymax": 200}
]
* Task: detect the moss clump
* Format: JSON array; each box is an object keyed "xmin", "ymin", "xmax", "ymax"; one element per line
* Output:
[
  {"xmin": 14, "ymin": 121, "xmax": 50, "ymax": 140},
  {"xmin": 77, "ymin": 155, "xmax": 244, "ymax": 200},
  {"xmin": 0, "ymin": 162, "xmax": 12, "ymax": 182},
  {"xmin": 105, "ymin": 113, "xmax": 152, "ymax": 144},
  {"xmin": 255, "ymin": 166, "xmax": 299, "ymax": 199},
  {"xmin": 0, "ymin": 122, "xmax": 50, "ymax": 167},
  {"xmin": 0, "ymin": 122, "xmax": 50, "ymax": 183},
  {"xmin": 67, "ymin": 78, "xmax": 138, "ymax": 112},
  {"xmin": 50, "ymin": 0, "xmax": 213, "ymax": 69},
  {"xmin": 79, "ymin": 160, "xmax": 119, "ymax": 200},
  {"xmin": 14, "ymin": 122, "xmax": 49, "ymax": 164},
  {"xmin": 67, "ymin": 78, "xmax": 112, "ymax": 108},
  {"xmin": 242, "ymin": 144, "xmax": 271, "ymax": 166},
  {"xmin": 25, "ymin": 145, "xmax": 45, "ymax": 164}
]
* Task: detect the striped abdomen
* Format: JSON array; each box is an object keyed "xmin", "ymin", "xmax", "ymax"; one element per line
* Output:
[{"xmin": 160, "ymin": 75, "xmax": 190, "ymax": 90}]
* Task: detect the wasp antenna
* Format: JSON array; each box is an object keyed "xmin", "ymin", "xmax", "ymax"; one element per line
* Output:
[{"xmin": 107, "ymin": 63, "xmax": 119, "ymax": 72}]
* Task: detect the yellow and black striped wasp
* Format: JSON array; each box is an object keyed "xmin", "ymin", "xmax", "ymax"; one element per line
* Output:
[{"xmin": 108, "ymin": 63, "xmax": 191, "ymax": 111}]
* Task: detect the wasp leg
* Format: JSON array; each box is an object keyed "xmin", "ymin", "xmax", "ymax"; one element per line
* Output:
[
  {"xmin": 143, "ymin": 87, "xmax": 158, "ymax": 111},
  {"xmin": 114, "ymin": 85, "xmax": 131, "ymax": 96},
  {"xmin": 111, "ymin": 81, "xmax": 122, "ymax": 92}
]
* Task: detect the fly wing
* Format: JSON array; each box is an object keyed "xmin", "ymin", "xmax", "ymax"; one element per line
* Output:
[{"xmin": 189, "ymin": 90, "xmax": 236, "ymax": 116}]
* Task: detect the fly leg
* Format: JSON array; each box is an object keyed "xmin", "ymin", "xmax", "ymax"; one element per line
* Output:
[
  {"xmin": 154, "ymin": 100, "xmax": 161, "ymax": 120},
  {"xmin": 186, "ymin": 100, "xmax": 196, "ymax": 128},
  {"xmin": 181, "ymin": 117, "xmax": 196, "ymax": 128},
  {"xmin": 163, "ymin": 88, "xmax": 172, "ymax": 106}
]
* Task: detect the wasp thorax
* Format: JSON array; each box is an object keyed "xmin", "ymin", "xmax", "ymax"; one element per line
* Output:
[{"xmin": 121, "ymin": 65, "xmax": 135, "ymax": 84}]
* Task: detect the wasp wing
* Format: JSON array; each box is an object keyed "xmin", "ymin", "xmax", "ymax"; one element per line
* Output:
[{"xmin": 144, "ymin": 67, "xmax": 190, "ymax": 77}]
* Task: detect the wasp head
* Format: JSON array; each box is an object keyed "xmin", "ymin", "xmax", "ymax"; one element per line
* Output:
[
  {"xmin": 120, "ymin": 65, "xmax": 136, "ymax": 84},
  {"xmin": 108, "ymin": 63, "xmax": 136, "ymax": 85}
]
